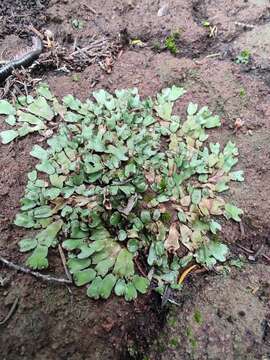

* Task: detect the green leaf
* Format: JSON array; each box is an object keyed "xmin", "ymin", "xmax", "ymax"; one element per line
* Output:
[
  {"xmin": 118, "ymin": 229, "xmax": 127, "ymax": 241},
  {"xmin": 63, "ymin": 94, "xmax": 81, "ymax": 110},
  {"xmin": 191, "ymin": 189, "xmax": 202, "ymax": 205},
  {"xmin": 76, "ymin": 245, "xmax": 94, "ymax": 259},
  {"xmin": 36, "ymin": 160, "xmax": 55, "ymax": 175},
  {"xmin": 34, "ymin": 206, "xmax": 53, "ymax": 219},
  {"xmin": 141, "ymin": 210, "xmax": 151, "ymax": 224},
  {"xmin": 62, "ymin": 239, "xmax": 85, "ymax": 250},
  {"xmin": 67, "ymin": 258, "xmax": 91, "ymax": 274},
  {"xmin": 30, "ymin": 145, "xmax": 48, "ymax": 161},
  {"xmin": 14, "ymin": 212, "xmax": 35, "ymax": 228},
  {"xmin": 127, "ymin": 239, "xmax": 139, "ymax": 253},
  {"xmin": 143, "ymin": 115, "xmax": 155, "ymax": 126},
  {"xmin": 35, "ymin": 220, "xmax": 63, "ymax": 247},
  {"xmin": 100, "ymin": 274, "xmax": 117, "ymax": 299},
  {"xmin": 5, "ymin": 115, "xmax": 16, "ymax": 126},
  {"xmin": 125, "ymin": 282, "xmax": 137, "ymax": 301},
  {"xmin": 37, "ymin": 83, "xmax": 53, "ymax": 100},
  {"xmin": 0, "ymin": 100, "xmax": 16, "ymax": 115},
  {"xmin": 110, "ymin": 212, "xmax": 121, "ymax": 226},
  {"xmin": 28, "ymin": 96, "xmax": 54, "ymax": 120},
  {"xmin": 157, "ymin": 194, "xmax": 169, "ymax": 203},
  {"xmin": 49, "ymin": 174, "xmax": 66, "ymax": 188},
  {"xmin": 209, "ymin": 220, "xmax": 221, "ymax": 234},
  {"xmin": 208, "ymin": 242, "xmax": 229, "ymax": 262},
  {"xmin": 73, "ymin": 269, "xmax": 96, "ymax": 286},
  {"xmin": 106, "ymin": 144, "xmax": 128, "ymax": 161},
  {"xmin": 195, "ymin": 241, "xmax": 229, "ymax": 267},
  {"xmin": 19, "ymin": 238, "xmax": 38, "ymax": 252},
  {"xmin": 18, "ymin": 112, "xmax": 43, "ymax": 125},
  {"xmin": 224, "ymin": 203, "xmax": 243, "ymax": 222},
  {"xmin": 0, "ymin": 130, "xmax": 18, "ymax": 144},
  {"xmin": 114, "ymin": 279, "xmax": 126, "ymax": 296},
  {"xmin": 43, "ymin": 187, "xmax": 61, "ymax": 200},
  {"xmin": 187, "ymin": 102, "xmax": 198, "ymax": 115},
  {"xmin": 20, "ymin": 198, "xmax": 37, "ymax": 211},
  {"xmin": 95, "ymin": 258, "xmax": 115, "ymax": 277},
  {"xmin": 113, "ymin": 249, "xmax": 134, "ymax": 278},
  {"xmin": 162, "ymin": 86, "xmax": 186, "ymax": 101},
  {"xmin": 229, "ymin": 170, "xmax": 244, "ymax": 182},
  {"xmin": 132, "ymin": 275, "xmax": 150, "ymax": 294},
  {"xmin": 87, "ymin": 276, "xmax": 103, "ymax": 299},
  {"xmin": 204, "ymin": 115, "xmax": 221, "ymax": 128},
  {"xmin": 155, "ymin": 101, "xmax": 173, "ymax": 120},
  {"xmin": 26, "ymin": 245, "xmax": 48, "ymax": 269},
  {"xmin": 215, "ymin": 180, "xmax": 229, "ymax": 193},
  {"xmin": 27, "ymin": 170, "xmax": 37, "ymax": 182},
  {"xmin": 64, "ymin": 111, "xmax": 83, "ymax": 123},
  {"xmin": 177, "ymin": 210, "xmax": 186, "ymax": 223}
]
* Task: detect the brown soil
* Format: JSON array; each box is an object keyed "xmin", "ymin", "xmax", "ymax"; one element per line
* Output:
[{"xmin": 1, "ymin": 1, "xmax": 270, "ymax": 359}]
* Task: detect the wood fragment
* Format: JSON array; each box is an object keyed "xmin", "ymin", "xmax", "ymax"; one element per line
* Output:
[
  {"xmin": 239, "ymin": 221, "xmax": 245, "ymax": 239},
  {"xmin": 134, "ymin": 256, "xmax": 147, "ymax": 277},
  {"xmin": 262, "ymin": 254, "xmax": 270, "ymax": 262},
  {"xmin": 0, "ymin": 297, "xmax": 19, "ymax": 326},
  {"xmin": 235, "ymin": 22, "xmax": 254, "ymax": 29},
  {"xmin": 86, "ymin": 5, "xmax": 97, "ymax": 14},
  {"xmin": 58, "ymin": 245, "xmax": 72, "ymax": 282},
  {"xmin": 0, "ymin": 256, "xmax": 72, "ymax": 284},
  {"xmin": 28, "ymin": 25, "xmax": 44, "ymax": 39},
  {"xmin": 235, "ymin": 243, "xmax": 253, "ymax": 254},
  {"xmin": 205, "ymin": 52, "xmax": 221, "ymax": 59},
  {"xmin": 178, "ymin": 264, "xmax": 197, "ymax": 284},
  {"xmin": 117, "ymin": 194, "xmax": 138, "ymax": 216},
  {"xmin": 248, "ymin": 244, "xmax": 264, "ymax": 261}
]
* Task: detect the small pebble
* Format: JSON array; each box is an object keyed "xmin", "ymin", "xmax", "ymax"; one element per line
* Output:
[{"xmin": 157, "ymin": 4, "xmax": 169, "ymax": 17}]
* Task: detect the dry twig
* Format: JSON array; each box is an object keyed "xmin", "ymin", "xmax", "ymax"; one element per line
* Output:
[
  {"xmin": 58, "ymin": 245, "xmax": 72, "ymax": 282},
  {"xmin": 0, "ymin": 255, "xmax": 72, "ymax": 284},
  {"xmin": 0, "ymin": 297, "xmax": 19, "ymax": 326}
]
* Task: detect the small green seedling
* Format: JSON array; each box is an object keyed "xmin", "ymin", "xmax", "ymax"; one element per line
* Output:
[
  {"xmin": 194, "ymin": 309, "xmax": 203, "ymax": 325},
  {"xmin": 72, "ymin": 19, "xmax": 84, "ymax": 30},
  {"xmin": 202, "ymin": 20, "xmax": 210, "ymax": 27},
  {"xmin": 239, "ymin": 87, "xmax": 246, "ymax": 98},
  {"xmin": 235, "ymin": 50, "xmax": 251, "ymax": 64},
  {"xmin": 165, "ymin": 32, "xmax": 180, "ymax": 55}
]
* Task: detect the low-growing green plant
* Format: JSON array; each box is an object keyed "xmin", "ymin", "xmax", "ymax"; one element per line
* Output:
[
  {"xmin": 72, "ymin": 18, "xmax": 84, "ymax": 30},
  {"xmin": 235, "ymin": 50, "xmax": 251, "ymax": 64},
  {"xmin": 165, "ymin": 32, "xmax": 180, "ymax": 55},
  {"xmin": 193, "ymin": 309, "xmax": 203, "ymax": 325},
  {"xmin": 202, "ymin": 20, "xmax": 210, "ymax": 27},
  {"xmin": 239, "ymin": 87, "xmax": 246, "ymax": 97},
  {"xmin": 0, "ymin": 83, "xmax": 244, "ymax": 301}
]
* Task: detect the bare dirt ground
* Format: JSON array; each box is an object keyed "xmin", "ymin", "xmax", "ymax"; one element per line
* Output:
[{"xmin": 0, "ymin": 1, "xmax": 270, "ymax": 359}]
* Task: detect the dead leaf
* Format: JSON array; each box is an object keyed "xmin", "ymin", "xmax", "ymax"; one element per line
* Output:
[
  {"xmin": 168, "ymin": 161, "xmax": 176, "ymax": 177},
  {"xmin": 180, "ymin": 224, "xmax": 193, "ymax": 251},
  {"xmin": 51, "ymin": 197, "xmax": 66, "ymax": 213},
  {"xmin": 180, "ymin": 195, "xmax": 191, "ymax": 207},
  {"xmin": 164, "ymin": 223, "xmax": 180, "ymax": 253},
  {"xmin": 208, "ymin": 170, "xmax": 224, "ymax": 184},
  {"xmin": 67, "ymin": 195, "xmax": 98, "ymax": 208},
  {"xmin": 171, "ymin": 203, "xmax": 183, "ymax": 211},
  {"xmin": 198, "ymin": 197, "xmax": 224, "ymax": 216},
  {"xmin": 210, "ymin": 198, "xmax": 225, "ymax": 215},
  {"xmin": 144, "ymin": 169, "xmax": 155, "ymax": 184},
  {"xmin": 117, "ymin": 194, "xmax": 138, "ymax": 216},
  {"xmin": 159, "ymin": 204, "xmax": 167, "ymax": 213}
]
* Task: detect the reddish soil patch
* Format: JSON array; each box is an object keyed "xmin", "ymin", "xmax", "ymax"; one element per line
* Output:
[{"xmin": 1, "ymin": 0, "xmax": 270, "ymax": 359}]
